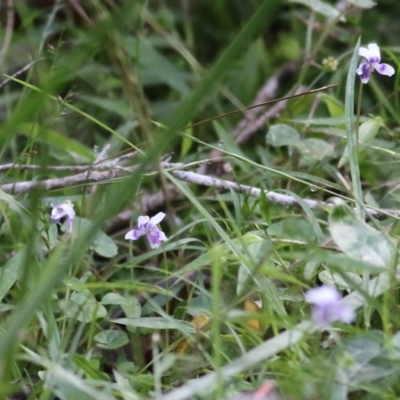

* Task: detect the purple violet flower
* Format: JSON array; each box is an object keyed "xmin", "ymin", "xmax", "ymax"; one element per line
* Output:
[
  {"xmin": 51, "ymin": 202, "xmax": 75, "ymax": 232},
  {"xmin": 306, "ymin": 285, "xmax": 355, "ymax": 327},
  {"xmin": 125, "ymin": 212, "xmax": 167, "ymax": 249},
  {"xmin": 356, "ymin": 43, "xmax": 395, "ymax": 84}
]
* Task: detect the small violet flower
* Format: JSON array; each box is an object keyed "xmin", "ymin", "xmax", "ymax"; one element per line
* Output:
[
  {"xmin": 306, "ymin": 285, "xmax": 355, "ymax": 327},
  {"xmin": 356, "ymin": 43, "xmax": 395, "ymax": 84},
  {"xmin": 125, "ymin": 212, "xmax": 167, "ymax": 249},
  {"xmin": 51, "ymin": 202, "xmax": 75, "ymax": 232}
]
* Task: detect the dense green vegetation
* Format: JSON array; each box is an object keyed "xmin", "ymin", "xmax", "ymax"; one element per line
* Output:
[{"xmin": 1, "ymin": 0, "xmax": 400, "ymax": 399}]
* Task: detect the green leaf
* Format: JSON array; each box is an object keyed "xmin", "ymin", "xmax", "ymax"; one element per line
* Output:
[
  {"xmin": 346, "ymin": 0, "xmax": 376, "ymax": 8},
  {"xmin": 92, "ymin": 234, "xmax": 118, "ymax": 259},
  {"xmin": 289, "ymin": 0, "xmax": 343, "ymax": 19},
  {"xmin": 237, "ymin": 238, "xmax": 273, "ymax": 295},
  {"xmin": 295, "ymin": 138, "xmax": 335, "ymax": 163},
  {"xmin": 64, "ymin": 291, "xmax": 107, "ymax": 323},
  {"xmin": 338, "ymin": 334, "xmax": 395, "ymax": 386},
  {"xmin": 266, "ymin": 124, "xmax": 300, "ymax": 147},
  {"xmin": 73, "ymin": 354, "xmax": 110, "ymax": 380},
  {"xmin": 258, "ymin": 189, "xmax": 271, "ymax": 224},
  {"xmin": 0, "ymin": 250, "xmax": 25, "ymax": 302},
  {"xmin": 267, "ymin": 217, "xmax": 317, "ymax": 242},
  {"xmin": 94, "ymin": 330, "xmax": 129, "ymax": 350},
  {"xmin": 318, "ymin": 270, "xmax": 363, "ymax": 290},
  {"xmin": 329, "ymin": 201, "xmax": 396, "ymax": 268},
  {"xmin": 280, "ymin": 190, "xmax": 325, "ymax": 242},
  {"xmin": 303, "ymin": 260, "xmax": 320, "ymax": 281},
  {"xmin": 125, "ymin": 38, "xmax": 190, "ymax": 95},
  {"xmin": 112, "ymin": 317, "xmax": 194, "ymax": 332},
  {"xmin": 176, "ymin": 232, "xmax": 264, "ymax": 276},
  {"xmin": 100, "ymin": 293, "xmax": 126, "ymax": 305},
  {"xmin": 73, "ymin": 218, "xmax": 118, "ymax": 258},
  {"xmin": 0, "ymin": 190, "xmax": 27, "ymax": 214},
  {"xmin": 101, "ymin": 293, "xmax": 141, "ymax": 317},
  {"xmin": 321, "ymin": 94, "xmax": 344, "ymax": 118},
  {"xmin": 290, "ymin": 117, "xmax": 346, "ymax": 126},
  {"xmin": 180, "ymin": 124, "xmax": 194, "ymax": 157},
  {"xmin": 121, "ymin": 297, "xmax": 141, "ymax": 319},
  {"xmin": 338, "ymin": 117, "xmax": 383, "ymax": 167}
]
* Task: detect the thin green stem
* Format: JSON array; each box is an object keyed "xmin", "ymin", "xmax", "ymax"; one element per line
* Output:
[
  {"xmin": 349, "ymin": 40, "xmax": 370, "ymax": 326},
  {"xmin": 356, "ymin": 82, "xmax": 364, "ymax": 144},
  {"xmin": 296, "ymin": 9, "xmax": 345, "ymax": 91},
  {"xmin": 357, "ymin": 82, "xmax": 370, "ymax": 327},
  {"xmin": 345, "ymin": 38, "xmax": 364, "ymax": 220}
]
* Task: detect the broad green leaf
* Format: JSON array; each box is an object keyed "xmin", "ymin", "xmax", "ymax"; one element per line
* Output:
[
  {"xmin": 347, "ymin": 0, "xmax": 376, "ymax": 8},
  {"xmin": 64, "ymin": 291, "xmax": 107, "ymax": 323},
  {"xmin": 112, "ymin": 317, "xmax": 194, "ymax": 332},
  {"xmin": 116, "ymin": 361, "xmax": 137, "ymax": 376},
  {"xmin": 63, "ymin": 276, "xmax": 88, "ymax": 292},
  {"xmin": 73, "ymin": 218, "xmax": 118, "ymax": 258},
  {"xmin": 141, "ymin": 282, "xmax": 184, "ymax": 317},
  {"xmin": 338, "ymin": 334, "xmax": 395, "ymax": 386},
  {"xmin": 125, "ymin": 38, "xmax": 190, "ymax": 95},
  {"xmin": 94, "ymin": 330, "xmax": 129, "ymax": 350},
  {"xmin": 289, "ymin": 0, "xmax": 343, "ymax": 19},
  {"xmin": 186, "ymin": 293, "xmax": 212, "ymax": 317},
  {"xmin": 338, "ymin": 117, "xmax": 383, "ymax": 167},
  {"xmin": 290, "ymin": 117, "xmax": 346, "ymax": 126},
  {"xmin": 266, "ymin": 124, "xmax": 300, "ymax": 147},
  {"xmin": 318, "ymin": 270, "xmax": 363, "ymax": 290},
  {"xmin": 0, "ymin": 249, "xmax": 25, "ymax": 302},
  {"xmin": 43, "ymin": 223, "xmax": 59, "ymax": 249},
  {"xmin": 101, "ymin": 293, "xmax": 126, "ymax": 305},
  {"xmin": 321, "ymin": 94, "xmax": 344, "ymax": 118},
  {"xmin": 280, "ymin": 189, "xmax": 325, "ymax": 242},
  {"xmin": 329, "ymin": 201, "xmax": 396, "ymax": 268},
  {"xmin": 101, "ymin": 293, "xmax": 141, "ymax": 318},
  {"xmin": 303, "ymin": 260, "xmax": 320, "ymax": 281},
  {"xmin": 121, "ymin": 297, "xmax": 141, "ymax": 319},
  {"xmin": 267, "ymin": 217, "xmax": 317, "ymax": 242},
  {"xmin": 92, "ymin": 233, "xmax": 118, "ymax": 259},
  {"xmin": 389, "ymin": 332, "xmax": 400, "ymax": 360},
  {"xmin": 295, "ymin": 138, "xmax": 335, "ymax": 162},
  {"xmin": 0, "ymin": 190, "xmax": 27, "ymax": 214},
  {"xmin": 226, "ymin": 39, "xmax": 267, "ymax": 102}
]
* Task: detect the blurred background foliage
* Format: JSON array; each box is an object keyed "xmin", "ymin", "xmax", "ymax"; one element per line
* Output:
[{"xmin": 1, "ymin": 0, "xmax": 400, "ymax": 399}]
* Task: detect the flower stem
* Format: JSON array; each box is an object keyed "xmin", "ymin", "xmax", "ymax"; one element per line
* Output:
[
  {"xmin": 355, "ymin": 82, "xmax": 364, "ymax": 145},
  {"xmin": 356, "ymin": 75, "xmax": 371, "ymax": 327}
]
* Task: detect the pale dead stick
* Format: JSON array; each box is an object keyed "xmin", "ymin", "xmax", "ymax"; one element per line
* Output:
[{"xmin": 0, "ymin": 59, "xmax": 46, "ymax": 90}]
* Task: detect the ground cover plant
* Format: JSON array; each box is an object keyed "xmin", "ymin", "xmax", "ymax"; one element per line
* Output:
[{"xmin": 1, "ymin": 0, "xmax": 400, "ymax": 399}]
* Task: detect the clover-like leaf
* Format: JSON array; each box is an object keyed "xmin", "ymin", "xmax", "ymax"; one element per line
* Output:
[{"xmin": 329, "ymin": 201, "xmax": 395, "ymax": 268}]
